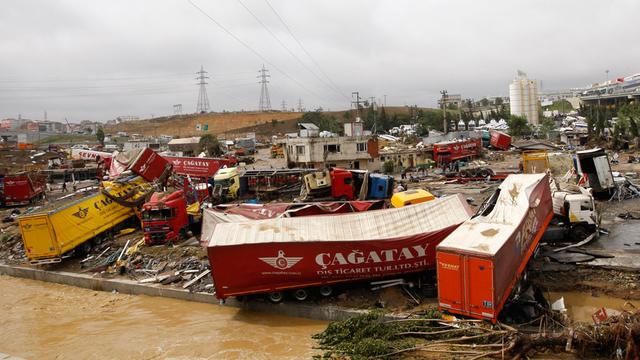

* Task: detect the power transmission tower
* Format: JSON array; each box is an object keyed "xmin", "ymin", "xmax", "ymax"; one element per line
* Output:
[
  {"xmin": 258, "ymin": 65, "xmax": 271, "ymax": 111},
  {"xmin": 440, "ymin": 90, "xmax": 448, "ymax": 134},
  {"xmin": 173, "ymin": 104, "xmax": 183, "ymax": 115},
  {"xmin": 281, "ymin": 100, "xmax": 287, "ymax": 112},
  {"xmin": 196, "ymin": 66, "xmax": 210, "ymax": 113},
  {"xmin": 297, "ymin": 98, "xmax": 304, "ymax": 112}
]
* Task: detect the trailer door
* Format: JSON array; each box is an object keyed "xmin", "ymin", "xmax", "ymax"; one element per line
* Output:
[
  {"xmin": 20, "ymin": 215, "xmax": 58, "ymax": 260},
  {"xmin": 593, "ymin": 155, "xmax": 613, "ymax": 189},
  {"xmin": 437, "ymin": 252, "xmax": 464, "ymax": 312},
  {"xmin": 466, "ymin": 257, "xmax": 495, "ymax": 319}
]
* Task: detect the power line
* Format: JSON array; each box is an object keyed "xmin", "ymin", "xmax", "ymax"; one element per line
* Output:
[
  {"xmin": 264, "ymin": 0, "xmax": 349, "ymax": 101},
  {"xmin": 236, "ymin": 0, "xmax": 345, "ymax": 101},
  {"xmin": 187, "ymin": 0, "xmax": 328, "ymax": 103}
]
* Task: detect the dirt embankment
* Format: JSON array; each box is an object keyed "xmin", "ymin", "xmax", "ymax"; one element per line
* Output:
[{"xmin": 105, "ymin": 111, "xmax": 304, "ymax": 138}]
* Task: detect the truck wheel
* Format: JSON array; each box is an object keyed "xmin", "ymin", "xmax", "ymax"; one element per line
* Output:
[
  {"xmin": 318, "ymin": 286, "xmax": 333, "ymax": 297},
  {"xmin": 267, "ymin": 291, "xmax": 284, "ymax": 303},
  {"xmin": 292, "ymin": 289, "xmax": 309, "ymax": 301},
  {"xmin": 569, "ymin": 224, "xmax": 588, "ymax": 241}
]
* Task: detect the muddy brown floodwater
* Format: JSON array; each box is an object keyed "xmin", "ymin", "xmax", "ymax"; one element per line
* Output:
[
  {"xmin": 0, "ymin": 275, "xmax": 326, "ymax": 359},
  {"xmin": 548, "ymin": 291, "xmax": 638, "ymax": 323}
]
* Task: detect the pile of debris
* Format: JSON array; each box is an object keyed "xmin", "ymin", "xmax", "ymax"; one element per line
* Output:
[
  {"xmin": 313, "ymin": 305, "xmax": 640, "ymax": 359},
  {"xmin": 78, "ymin": 231, "xmax": 213, "ymax": 294}
]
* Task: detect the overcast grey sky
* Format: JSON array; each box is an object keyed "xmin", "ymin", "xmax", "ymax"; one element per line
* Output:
[{"xmin": 1, "ymin": 0, "xmax": 638, "ymax": 122}]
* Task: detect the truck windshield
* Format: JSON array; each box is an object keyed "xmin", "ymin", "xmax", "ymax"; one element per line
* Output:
[
  {"xmin": 214, "ymin": 179, "xmax": 233, "ymax": 188},
  {"xmin": 142, "ymin": 209, "xmax": 173, "ymax": 220}
]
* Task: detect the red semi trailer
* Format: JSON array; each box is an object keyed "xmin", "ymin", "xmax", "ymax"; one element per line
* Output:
[
  {"xmin": 1, "ymin": 174, "xmax": 45, "ymax": 206},
  {"xmin": 436, "ymin": 173, "xmax": 553, "ymax": 323},
  {"xmin": 206, "ymin": 195, "xmax": 473, "ymax": 302},
  {"xmin": 489, "ymin": 130, "xmax": 512, "ymax": 151},
  {"xmin": 433, "ymin": 138, "xmax": 482, "ymax": 165},
  {"xmin": 163, "ymin": 156, "xmax": 237, "ymax": 179}
]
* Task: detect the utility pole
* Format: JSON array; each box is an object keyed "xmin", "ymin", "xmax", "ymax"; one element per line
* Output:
[
  {"xmin": 258, "ymin": 65, "xmax": 271, "ymax": 112},
  {"xmin": 351, "ymin": 91, "xmax": 362, "ymax": 120},
  {"xmin": 196, "ymin": 66, "xmax": 210, "ymax": 113},
  {"xmin": 384, "ymin": 94, "xmax": 387, "ymax": 107},
  {"xmin": 440, "ymin": 90, "xmax": 448, "ymax": 134},
  {"xmin": 369, "ymin": 96, "xmax": 377, "ymax": 134},
  {"xmin": 281, "ymin": 100, "xmax": 287, "ymax": 112}
]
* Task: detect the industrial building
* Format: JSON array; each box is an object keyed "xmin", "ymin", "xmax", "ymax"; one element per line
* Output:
[{"xmin": 509, "ymin": 71, "xmax": 539, "ymax": 125}]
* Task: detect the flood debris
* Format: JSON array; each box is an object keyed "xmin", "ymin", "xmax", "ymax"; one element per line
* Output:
[{"xmin": 314, "ymin": 304, "xmax": 640, "ymax": 359}]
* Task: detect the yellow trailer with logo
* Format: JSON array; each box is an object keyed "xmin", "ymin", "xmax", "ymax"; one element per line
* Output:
[{"xmin": 18, "ymin": 177, "xmax": 150, "ymax": 264}]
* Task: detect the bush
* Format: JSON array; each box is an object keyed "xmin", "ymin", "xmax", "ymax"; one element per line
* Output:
[{"xmin": 383, "ymin": 160, "xmax": 395, "ymax": 174}]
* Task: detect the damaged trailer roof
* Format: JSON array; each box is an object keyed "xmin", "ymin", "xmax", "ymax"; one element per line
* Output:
[
  {"xmin": 437, "ymin": 173, "xmax": 549, "ymax": 256},
  {"xmin": 208, "ymin": 194, "xmax": 473, "ymax": 247}
]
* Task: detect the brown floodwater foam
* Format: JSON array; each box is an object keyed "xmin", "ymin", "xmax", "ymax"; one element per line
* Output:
[{"xmin": 0, "ymin": 275, "xmax": 326, "ymax": 359}]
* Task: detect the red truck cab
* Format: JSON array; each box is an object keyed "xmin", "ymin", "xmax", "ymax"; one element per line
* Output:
[
  {"xmin": 141, "ymin": 190, "xmax": 189, "ymax": 245},
  {"xmin": 330, "ymin": 168, "xmax": 355, "ymax": 200}
]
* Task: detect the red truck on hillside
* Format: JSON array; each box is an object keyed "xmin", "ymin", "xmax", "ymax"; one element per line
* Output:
[{"xmin": 0, "ymin": 174, "xmax": 45, "ymax": 206}]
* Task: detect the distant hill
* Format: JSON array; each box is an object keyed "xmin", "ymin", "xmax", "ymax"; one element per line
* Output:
[{"xmin": 104, "ymin": 106, "xmax": 445, "ymax": 140}]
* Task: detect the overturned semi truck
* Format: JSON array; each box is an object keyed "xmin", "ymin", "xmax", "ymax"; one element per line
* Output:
[{"xmin": 205, "ymin": 195, "xmax": 473, "ymax": 302}]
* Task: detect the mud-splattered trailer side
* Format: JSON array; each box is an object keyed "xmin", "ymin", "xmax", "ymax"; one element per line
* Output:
[{"xmin": 436, "ymin": 173, "xmax": 553, "ymax": 322}]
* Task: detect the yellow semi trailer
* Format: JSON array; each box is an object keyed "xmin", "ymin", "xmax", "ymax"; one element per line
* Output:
[{"xmin": 18, "ymin": 177, "xmax": 149, "ymax": 264}]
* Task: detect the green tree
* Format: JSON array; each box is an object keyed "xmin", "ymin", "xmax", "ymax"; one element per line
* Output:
[
  {"xmin": 494, "ymin": 97, "xmax": 504, "ymax": 106},
  {"xmin": 480, "ymin": 98, "xmax": 489, "ymax": 107},
  {"xmin": 378, "ymin": 106, "xmax": 390, "ymax": 131},
  {"xmin": 619, "ymin": 104, "xmax": 640, "ymax": 138},
  {"xmin": 382, "ymin": 160, "xmax": 395, "ymax": 174},
  {"xmin": 96, "ymin": 127, "xmax": 105, "ymax": 146},
  {"xmin": 540, "ymin": 118, "xmax": 555, "ymax": 140},
  {"xmin": 199, "ymin": 134, "xmax": 223, "ymax": 156},
  {"xmin": 301, "ymin": 111, "xmax": 342, "ymax": 134},
  {"xmin": 507, "ymin": 115, "xmax": 531, "ymax": 137}
]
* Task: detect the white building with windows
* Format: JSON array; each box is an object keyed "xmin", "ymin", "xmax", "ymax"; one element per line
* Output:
[{"xmin": 284, "ymin": 136, "xmax": 379, "ymax": 170}]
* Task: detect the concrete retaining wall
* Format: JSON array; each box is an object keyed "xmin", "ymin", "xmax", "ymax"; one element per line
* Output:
[{"xmin": 0, "ymin": 264, "xmax": 364, "ymax": 322}]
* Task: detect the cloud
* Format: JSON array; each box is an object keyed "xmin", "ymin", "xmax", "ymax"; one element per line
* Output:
[{"xmin": 0, "ymin": 0, "xmax": 638, "ymax": 122}]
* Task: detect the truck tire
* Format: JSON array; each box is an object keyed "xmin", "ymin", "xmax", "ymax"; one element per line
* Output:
[
  {"xmin": 569, "ymin": 224, "xmax": 588, "ymax": 241},
  {"xmin": 267, "ymin": 291, "xmax": 284, "ymax": 303},
  {"xmin": 292, "ymin": 289, "xmax": 309, "ymax": 301},
  {"xmin": 318, "ymin": 286, "xmax": 333, "ymax": 297}
]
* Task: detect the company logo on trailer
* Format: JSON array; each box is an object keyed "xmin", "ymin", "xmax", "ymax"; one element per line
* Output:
[
  {"xmin": 259, "ymin": 250, "xmax": 303, "ymax": 270},
  {"xmin": 72, "ymin": 207, "xmax": 89, "ymax": 219}
]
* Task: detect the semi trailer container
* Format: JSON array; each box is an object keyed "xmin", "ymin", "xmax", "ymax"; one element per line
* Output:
[
  {"xmin": 436, "ymin": 173, "xmax": 553, "ymax": 322},
  {"xmin": 206, "ymin": 195, "xmax": 473, "ymax": 301}
]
